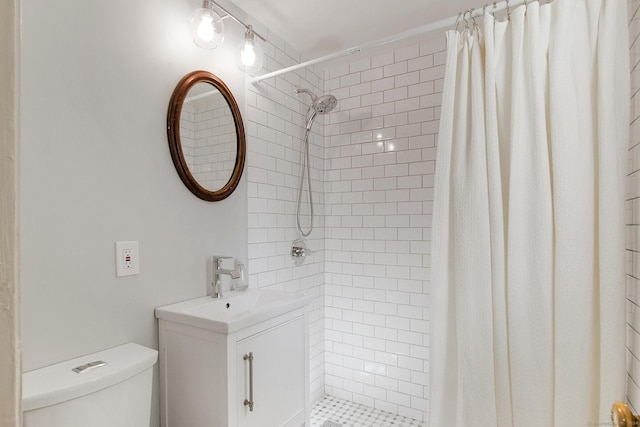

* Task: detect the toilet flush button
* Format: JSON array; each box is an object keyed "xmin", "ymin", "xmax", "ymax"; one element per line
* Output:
[{"xmin": 72, "ymin": 360, "xmax": 107, "ymax": 373}]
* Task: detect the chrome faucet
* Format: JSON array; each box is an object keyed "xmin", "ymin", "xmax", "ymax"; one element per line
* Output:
[{"xmin": 211, "ymin": 256, "xmax": 241, "ymax": 299}]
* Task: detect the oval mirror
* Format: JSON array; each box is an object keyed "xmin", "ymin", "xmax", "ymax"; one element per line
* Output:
[{"xmin": 167, "ymin": 70, "xmax": 246, "ymax": 201}]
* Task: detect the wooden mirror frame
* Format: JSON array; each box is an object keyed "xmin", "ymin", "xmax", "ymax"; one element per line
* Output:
[{"xmin": 167, "ymin": 70, "xmax": 246, "ymax": 201}]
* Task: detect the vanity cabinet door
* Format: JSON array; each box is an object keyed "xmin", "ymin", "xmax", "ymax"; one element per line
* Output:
[{"xmin": 236, "ymin": 315, "xmax": 306, "ymax": 427}]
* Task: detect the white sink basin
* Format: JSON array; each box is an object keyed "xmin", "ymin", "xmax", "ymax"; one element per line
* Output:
[{"xmin": 155, "ymin": 289, "xmax": 312, "ymax": 334}]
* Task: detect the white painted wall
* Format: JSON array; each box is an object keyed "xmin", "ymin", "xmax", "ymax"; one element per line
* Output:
[
  {"xmin": 20, "ymin": 0, "xmax": 249, "ymax": 425},
  {"xmin": 0, "ymin": 0, "xmax": 21, "ymax": 425}
]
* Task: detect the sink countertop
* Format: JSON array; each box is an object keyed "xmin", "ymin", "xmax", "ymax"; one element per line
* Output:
[{"xmin": 155, "ymin": 288, "xmax": 313, "ymax": 334}]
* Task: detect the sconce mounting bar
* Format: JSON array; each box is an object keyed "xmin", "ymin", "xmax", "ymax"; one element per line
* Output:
[{"xmin": 207, "ymin": 0, "xmax": 266, "ymax": 42}]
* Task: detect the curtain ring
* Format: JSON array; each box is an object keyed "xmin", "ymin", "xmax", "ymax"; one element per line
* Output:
[
  {"xmin": 506, "ymin": 0, "xmax": 511, "ymax": 19},
  {"xmin": 463, "ymin": 9, "xmax": 471, "ymax": 30},
  {"xmin": 470, "ymin": 10, "xmax": 479, "ymax": 29},
  {"xmin": 483, "ymin": 3, "xmax": 489, "ymax": 15},
  {"xmin": 455, "ymin": 11, "xmax": 463, "ymax": 32}
]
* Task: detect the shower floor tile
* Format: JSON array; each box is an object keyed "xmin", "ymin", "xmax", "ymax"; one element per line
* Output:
[{"xmin": 310, "ymin": 395, "xmax": 426, "ymax": 427}]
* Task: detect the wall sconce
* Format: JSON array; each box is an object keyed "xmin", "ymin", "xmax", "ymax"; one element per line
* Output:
[
  {"xmin": 190, "ymin": 0, "xmax": 266, "ymax": 75},
  {"xmin": 238, "ymin": 25, "xmax": 264, "ymax": 76},
  {"xmin": 189, "ymin": 1, "xmax": 225, "ymax": 49}
]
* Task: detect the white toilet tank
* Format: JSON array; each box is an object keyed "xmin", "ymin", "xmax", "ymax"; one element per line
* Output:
[{"xmin": 22, "ymin": 342, "xmax": 158, "ymax": 427}]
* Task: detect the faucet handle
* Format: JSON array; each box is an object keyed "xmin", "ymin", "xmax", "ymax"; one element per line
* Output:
[{"xmin": 232, "ymin": 261, "xmax": 248, "ymax": 291}]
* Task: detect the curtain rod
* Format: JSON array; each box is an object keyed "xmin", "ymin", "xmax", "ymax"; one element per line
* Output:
[{"xmin": 250, "ymin": 0, "xmax": 528, "ymax": 84}]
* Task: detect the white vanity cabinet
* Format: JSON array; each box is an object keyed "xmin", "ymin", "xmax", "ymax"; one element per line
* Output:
[{"xmin": 157, "ymin": 299, "xmax": 310, "ymax": 427}]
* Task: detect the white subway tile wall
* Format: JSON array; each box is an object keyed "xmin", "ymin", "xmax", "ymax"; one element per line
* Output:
[
  {"xmin": 322, "ymin": 39, "xmax": 444, "ymax": 423},
  {"xmin": 246, "ymin": 26, "xmax": 328, "ymax": 403},
  {"xmin": 247, "ymin": 30, "xmax": 444, "ymax": 420},
  {"xmin": 628, "ymin": 0, "xmax": 640, "ymax": 412}
]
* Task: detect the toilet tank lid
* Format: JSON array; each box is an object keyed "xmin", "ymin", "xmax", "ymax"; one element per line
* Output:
[{"xmin": 22, "ymin": 342, "xmax": 158, "ymax": 411}]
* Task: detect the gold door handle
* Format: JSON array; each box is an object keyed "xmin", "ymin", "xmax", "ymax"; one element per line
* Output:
[{"xmin": 611, "ymin": 402, "xmax": 640, "ymax": 426}]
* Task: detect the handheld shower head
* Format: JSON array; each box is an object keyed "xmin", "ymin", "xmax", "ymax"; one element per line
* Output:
[
  {"xmin": 295, "ymin": 87, "xmax": 338, "ymax": 114},
  {"xmin": 293, "ymin": 87, "xmax": 339, "ymax": 239},
  {"xmin": 313, "ymin": 95, "xmax": 338, "ymax": 114}
]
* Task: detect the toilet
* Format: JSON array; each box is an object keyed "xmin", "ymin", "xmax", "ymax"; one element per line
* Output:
[{"xmin": 22, "ymin": 342, "xmax": 157, "ymax": 427}]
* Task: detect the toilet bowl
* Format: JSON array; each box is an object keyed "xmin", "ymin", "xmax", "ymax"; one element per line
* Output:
[{"xmin": 22, "ymin": 342, "xmax": 157, "ymax": 427}]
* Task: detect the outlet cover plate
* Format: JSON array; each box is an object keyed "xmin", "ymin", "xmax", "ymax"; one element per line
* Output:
[{"xmin": 115, "ymin": 241, "xmax": 139, "ymax": 277}]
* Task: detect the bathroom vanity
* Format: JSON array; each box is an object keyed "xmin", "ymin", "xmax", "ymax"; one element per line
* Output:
[{"xmin": 155, "ymin": 289, "xmax": 312, "ymax": 427}]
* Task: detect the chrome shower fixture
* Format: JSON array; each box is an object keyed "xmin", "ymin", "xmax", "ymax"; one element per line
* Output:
[
  {"xmin": 294, "ymin": 88, "xmax": 338, "ymax": 115},
  {"xmin": 294, "ymin": 87, "xmax": 314, "ymax": 99},
  {"xmin": 293, "ymin": 87, "xmax": 338, "ymax": 238},
  {"xmin": 314, "ymin": 95, "xmax": 338, "ymax": 114},
  {"xmin": 290, "ymin": 239, "xmax": 313, "ymax": 266}
]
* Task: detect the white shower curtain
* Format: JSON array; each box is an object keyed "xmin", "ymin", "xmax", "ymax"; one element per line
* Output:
[{"xmin": 430, "ymin": 0, "xmax": 629, "ymax": 425}]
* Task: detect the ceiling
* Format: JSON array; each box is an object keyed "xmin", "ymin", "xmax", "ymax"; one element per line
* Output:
[{"xmin": 231, "ymin": 0, "xmax": 481, "ymax": 60}]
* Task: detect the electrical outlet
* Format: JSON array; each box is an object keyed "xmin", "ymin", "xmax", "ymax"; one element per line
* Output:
[
  {"xmin": 123, "ymin": 249, "xmax": 133, "ymax": 268},
  {"xmin": 115, "ymin": 241, "xmax": 140, "ymax": 277}
]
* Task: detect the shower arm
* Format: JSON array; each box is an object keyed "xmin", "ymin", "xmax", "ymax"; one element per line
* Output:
[{"xmin": 295, "ymin": 88, "xmax": 317, "ymax": 104}]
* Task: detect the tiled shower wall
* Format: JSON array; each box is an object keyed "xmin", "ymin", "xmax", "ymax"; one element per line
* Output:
[
  {"xmin": 246, "ymin": 27, "xmax": 445, "ymax": 418},
  {"xmin": 246, "ymin": 27, "xmax": 328, "ymax": 402},
  {"xmin": 321, "ymin": 39, "xmax": 445, "ymax": 422},
  {"xmin": 627, "ymin": 0, "xmax": 640, "ymax": 411}
]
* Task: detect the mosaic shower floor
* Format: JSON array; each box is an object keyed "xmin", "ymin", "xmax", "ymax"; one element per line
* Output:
[{"xmin": 310, "ymin": 395, "xmax": 427, "ymax": 427}]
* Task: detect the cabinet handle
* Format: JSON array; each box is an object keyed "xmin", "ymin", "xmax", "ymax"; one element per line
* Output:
[{"xmin": 243, "ymin": 352, "xmax": 254, "ymax": 412}]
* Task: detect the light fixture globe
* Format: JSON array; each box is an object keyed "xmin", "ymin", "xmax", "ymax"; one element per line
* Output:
[
  {"xmin": 189, "ymin": 4, "xmax": 225, "ymax": 50},
  {"xmin": 238, "ymin": 25, "xmax": 264, "ymax": 75}
]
